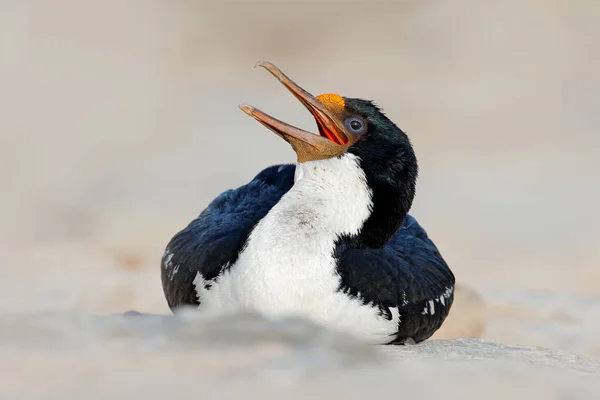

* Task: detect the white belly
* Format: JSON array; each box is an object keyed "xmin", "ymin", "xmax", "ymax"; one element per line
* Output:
[
  {"xmin": 195, "ymin": 264, "xmax": 398, "ymax": 344},
  {"xmin": 194, "ymin": 155, "xmax": 399, "ymax": 344}
]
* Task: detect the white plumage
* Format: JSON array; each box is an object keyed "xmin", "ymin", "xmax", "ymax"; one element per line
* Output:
[{"xmin": 194, "ymin": 154, "xmax": 400, "ymax": 343}]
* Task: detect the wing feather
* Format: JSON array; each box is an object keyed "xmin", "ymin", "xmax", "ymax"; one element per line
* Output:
[
  {"xmin": 336, "ymin": 215, "xmax": 455, "ymax": 343},
  {"xmin": 161, "ymin": 164, "xmax": 296, "ymax": 310}
]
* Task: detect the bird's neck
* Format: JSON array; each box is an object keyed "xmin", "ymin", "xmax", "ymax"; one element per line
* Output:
[
  {"xmin": 353, "ymin": 151, "xmax": 418, "ymax": 248},
  {"xmin": 242, "ymin": 155, "xmax": 373, "ymax": 274},
  {"xmin": 288, "ymin": 154, "xmax": 373, "ymax": 239},
  {"xmin": 289, "ymin": 152, "xmax": 416, "ymax": 249}
]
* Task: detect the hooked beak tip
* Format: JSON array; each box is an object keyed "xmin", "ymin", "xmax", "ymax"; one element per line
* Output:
[
  {"xmin": 254, "ymin": 60, "xmax": 273, "ymax": 69},
  {"xmin": 238, "ymin": 104, "xmax": 254, "ymax": 115}
]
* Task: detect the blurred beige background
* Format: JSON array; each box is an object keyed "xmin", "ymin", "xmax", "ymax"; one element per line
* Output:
[{"xmin": 1, "ymin": 0, "xmax": 599, "ymax": 353}]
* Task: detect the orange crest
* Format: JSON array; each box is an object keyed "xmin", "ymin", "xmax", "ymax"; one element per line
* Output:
[{"xmin": 316, "ymin": 93, "xmax": 345, "ymax": 112}]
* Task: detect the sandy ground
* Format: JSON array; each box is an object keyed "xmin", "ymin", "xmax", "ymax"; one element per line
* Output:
[
  {"xmin": 1, "ymin": 312, "xmax": 599, "ymax": 399},
  {"xmin": 1, "ymin": 0, "xmax": 599, "ymax": 397}
]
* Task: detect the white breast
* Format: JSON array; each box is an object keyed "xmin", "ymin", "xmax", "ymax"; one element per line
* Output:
[{"xmin": 195, "ymin": 154, "xmax": 399, "ymax": 343}]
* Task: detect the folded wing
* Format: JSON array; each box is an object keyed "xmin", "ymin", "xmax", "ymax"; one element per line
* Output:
[
  {"xmin": 335, "ymin": 215, "xmax": 455, "ymax": 343},
  {"xmin": 161, "ymin": 164, "xmax": 296, "ymax": 310}
]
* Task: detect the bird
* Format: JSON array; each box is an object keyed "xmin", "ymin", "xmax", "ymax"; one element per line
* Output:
[{"xmin": 161, "ymin": 61, "xmax": 455, "ymax": 345}]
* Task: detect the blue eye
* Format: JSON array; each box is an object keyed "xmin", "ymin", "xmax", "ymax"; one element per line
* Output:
[{"xmin": 345, "ymin": 117, "xmax": 366, "ymax": 134}]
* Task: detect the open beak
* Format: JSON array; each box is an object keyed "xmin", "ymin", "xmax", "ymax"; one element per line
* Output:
[{"xmin": 239, "ymin": 61, "xmax": 350, "ymax": 163}]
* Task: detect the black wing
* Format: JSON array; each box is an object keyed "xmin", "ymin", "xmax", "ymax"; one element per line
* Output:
[
  {"xmin": 161, "ymin": 164, "xmax": 296, "ymax": 311},
  {"xmin": 336, "ymin": 215, "xmax": 455, "ymax": 344}
]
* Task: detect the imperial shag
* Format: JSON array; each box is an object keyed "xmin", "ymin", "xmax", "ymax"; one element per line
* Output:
[{"xmin": 161, "ymin": 61, "xmax": 455, "ymax": 344}]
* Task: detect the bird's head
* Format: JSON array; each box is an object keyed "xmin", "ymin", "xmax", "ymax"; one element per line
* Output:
[
  {"xmin": 240, "ymin": 62, "xmax": 418, "ymax": 247},
  {"xmin": 240, "ymin": 62, "xmax": 413, "ymax": 169}
]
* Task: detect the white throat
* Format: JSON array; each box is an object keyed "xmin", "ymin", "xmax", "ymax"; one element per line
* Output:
[{"xmin": 288, "ymin": 153, "xmax": 373, "ymax": 236}]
